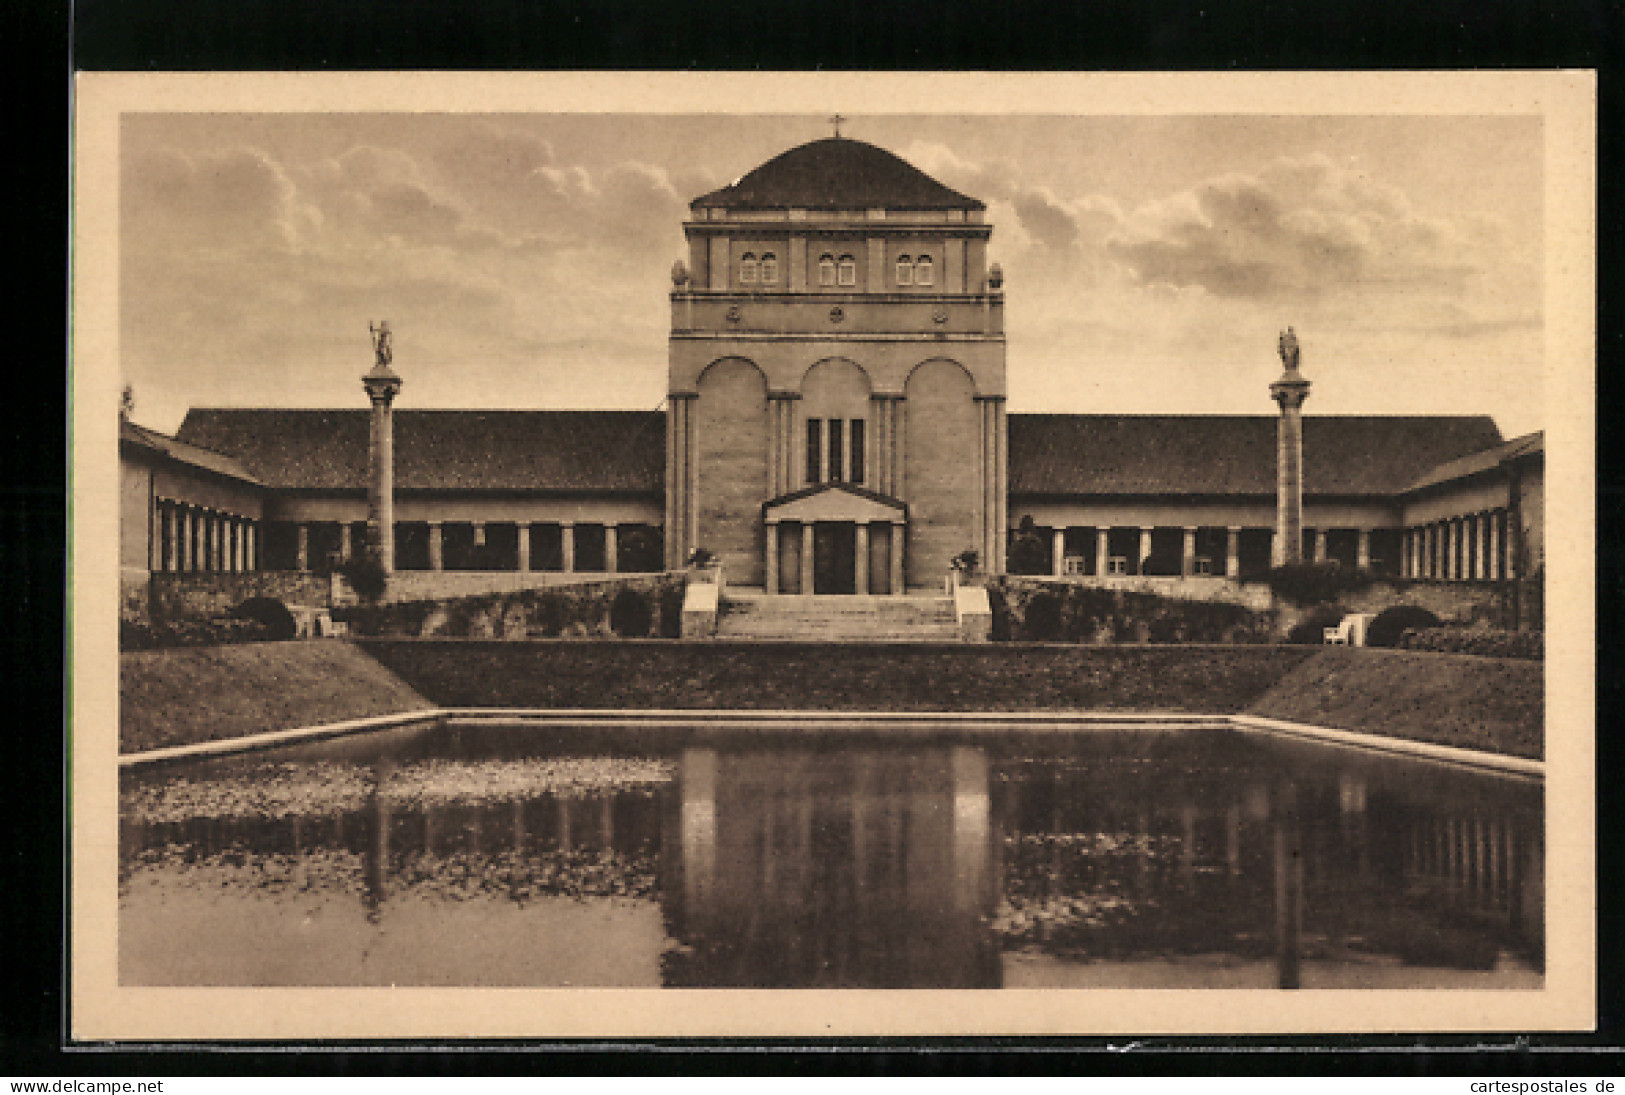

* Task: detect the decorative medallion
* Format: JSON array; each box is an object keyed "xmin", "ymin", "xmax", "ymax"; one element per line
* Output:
[
  {"xmin": 725, "ymin": 304, "xmax": 742, "ymax": 324},
  {"xmin": 829, "ymin": 306, "xmax": 845, "ymax": 324},
  {"xmin": 931, "ymin": 307, "xmax": 949, "ymax": 325}
]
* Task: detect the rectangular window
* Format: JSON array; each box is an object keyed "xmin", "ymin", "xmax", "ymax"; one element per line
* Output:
[
  {"xmin": 849, "ymin": 418, "xmax": 865, "ymax": 484},
  {"xmin": 828, "ymin": 418, "xmax": 844, "ymax": 482},
  {"xmin": 915, "ymin": 257, "xmax": 934, "ymax": 286},
  {"xmin": 1107, "ymin": 556, "xmax": 1129, "ymax": 575},
  {"xmin": 806, "ymin": 418, "xmax": 822, "ymax": 484}
]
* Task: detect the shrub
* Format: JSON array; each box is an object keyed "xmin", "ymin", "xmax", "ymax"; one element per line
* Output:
[
  {"xmin": 231, "ymin": 597, "xmax": 297, "ymax": 641},
  {"xmin": 1398, "ymin": 627, "xmax": 1543, "ymax": 660},
  {"xmin": 686, "ymin": 547, "xmax": 716, "ymax": 568},
  {"xmin": 121, "ymin": 616, "xmax": 275, "ymax": 650},
  {"xmin": 1022, "ymin": 591, "xmax": 1064, "ymax": 641},
  {"xmin": 338, "ymin": 550, "xmax": 389, "ymax": 602},
  {"xmin": 609, "ymin": 589, "xmax": 653, "ymax": 638},
  {"xmin": 1285, "ymin": 606, "xmax": 1345, "ymax": 645},
  {"xmin": 1267, "ymin": 562, "xmax": 1375, "ymax": 606},
  {"xmin": 987, "ymin": 587, "xmax": 1012, "ymax": 641},
  {"xmin": 1365, "ymin": 604, "xmax": 1442, "ymax": 648},
  {"xmin": 657, "ymin": 585, "xmax": 685, "ymax": 638}
]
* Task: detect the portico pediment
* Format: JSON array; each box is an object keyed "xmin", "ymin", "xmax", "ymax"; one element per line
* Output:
[{"xmin": 763, "ymin": 482, "xmax": 907, "ymax": 524}]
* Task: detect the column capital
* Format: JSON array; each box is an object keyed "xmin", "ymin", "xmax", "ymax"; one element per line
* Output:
[
  {"xmin": 972, "ymin": 393, "xmax": 1008, "ymax": 404},
  {"xmin": 870, "ymin": 392, "xmax": 906, "ymax": 403},
  {"xmin": 768, "ymin": 390, "xmax": 803, "ymax": 401}
]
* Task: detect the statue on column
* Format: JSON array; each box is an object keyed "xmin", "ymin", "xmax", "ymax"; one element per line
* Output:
[
  {"xmin": 1278, "ymin": 326, "xmax": 1300, "ymax": 372},
  {"xmin": 369, "ymin": 320, "xmax": 393, "ymax": 367}
]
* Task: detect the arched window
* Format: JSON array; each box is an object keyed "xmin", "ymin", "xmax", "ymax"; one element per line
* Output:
[
  {"xmin": 759, "ymin": 252, "xmax": 778, "ymax": 285},
  {"xmin": 818, "ymin": 253, "xmax": 837, "ymax": 287},
  {"xmin": 837, "ymin": 254, "xmax": 857, "ymax": 287},
  {"xmin": 739, "ymin": 252, "xmax": 758, "ymax": 285},
  {"xmin": 895, "ymin": 255, "xmax": 914, "ymax": 285},
  {"xmin": 915, "ymin": 255, "xmax": 934, "ymax": 286}
]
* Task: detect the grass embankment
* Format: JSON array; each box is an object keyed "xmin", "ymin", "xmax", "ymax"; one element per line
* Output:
[
  {"xmin": 120, "ymin": 642, "xmax": 429, "ymax": 754},
  {"xmin": 1245, "ymin": 645, "xmax": 1544, "ymax": 760},
  {"xmin": 358, "ymin": 640, "xmax": 1319, "ymax": 714}
]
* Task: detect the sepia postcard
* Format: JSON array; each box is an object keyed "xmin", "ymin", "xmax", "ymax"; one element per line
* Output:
[{"xmin": 71, "ymin": 70, "xmax": 1596, "ymax": 1040}]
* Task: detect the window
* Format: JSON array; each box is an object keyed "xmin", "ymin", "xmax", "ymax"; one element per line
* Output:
[
  {"xmin": 849, "ymin": 419, "xmax": 865, "ymax": 485},
  {"xmin": 915, "ymin": 255, "xmax": 934, "ymax": 286},
  {"xmin": 837, "ymin": 254, "xmax": 856, "ymax": 286},
  {"xmin": 818, "ymin": 253, "xmax": 836, "ymax": 286},
  {"xmin": 739, "ymin": 252, "xmax": 758, "ymax": 285},
  {"xmin": 759, "ymin": 252, "xmax": 778, "ymax": 285},
  {"xmin": 1194, "ymin": 557, "xmax": 1214, "ymax": 576},
  {"xmin": 828, "ymin": 419, "xmax": 844, "ymax": 482},
  {"xmin": 1107, "ymin": 556, "xmax": 1129, "ymax": 575},
  {"xmin": 806, "ymin": 418, "xmax": 822, "ymax": 484},
  {"xmin": 895, "ymin": 255, "xmax": 914, "ymax": 285}
]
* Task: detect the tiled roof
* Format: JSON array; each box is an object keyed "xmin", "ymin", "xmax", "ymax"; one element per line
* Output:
[
  {"xmin": 120, "ymin": 417, "xmax": 262, "ymax": 485},
  {"xmin": 1404, "ymin": 430, "xmax": 1543, "ymax": 494},
  {"xmin": 175, "ymin": 409, "xmax": 667, "ymax": 493},
  {"xmin": 1008, "ymin": 414, "xmax": 1506, "ymax": 498},
  {"xmin": 692, "ymin": 138, "xmax": 985, "ymax": 212}
]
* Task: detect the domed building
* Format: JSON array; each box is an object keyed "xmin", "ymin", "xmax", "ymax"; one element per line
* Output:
[{"xmin": 120, "ymin": 134, "xmax": 1544, "ymax": 636}]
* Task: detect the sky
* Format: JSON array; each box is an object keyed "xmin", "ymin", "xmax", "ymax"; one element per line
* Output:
[{"xmin": 119, "ymin": 112, "xmax": 1545, "ymax": 437}]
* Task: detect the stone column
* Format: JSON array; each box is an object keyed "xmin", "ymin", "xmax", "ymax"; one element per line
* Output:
[
  {"xmin": 194, "ymin": 510, "xmax": 206, "ymax": 571},
  {"xmin": 765, "ymin": 519, "xmax": 780, "ymax": 595},
  {"xmin": 1489, "ymin": 512, "xmax": 1501, "ymax": 581},
  {"xmin": 295, "ymin": 523, "xmax": 310, "ymax": 572},
  {"xmin": 1446, "ymin": 520, "xmax": 1458, "ymax": 581},
  {"xmin": 164, "ymin": 504, "xmax": 178, "ymax": 572},
  {"xmin": 1312, "ymin": 528, "xmax": 1328, "ymax": 564},
  {"xmin": 855, "ymin": 522, "xmax": 870, "ymax": 595},
  {"xmin": 340, "ymin": 522, "xmax": 354, "ymax": 562},
  {"xmin": 890, "ymin": 519, "xmax": 905, "ymax": 595},
  {"xmin": 246, "ymin": 523, "xmax": 257, "ymax": 571},
  {"xmin": 1475, "ymin": 514, "xmax": 1488, "ymax": 581},
  {"xmin": 363, "ymin": 335, "xmax": 403, "ymax": 573},
  {"xmin": 1052, "ymin": 527, "xmax": 1066, "ymax": 577},
  {"xmin": 517, "ymin": 523, "xmax": 531, "ymax": 573},
  {"xmin": 801, "ymin": 521, "xmax": 816, "ymax": 595},
  {"xmin": 1138, "ymin": 527, "xmax": 1153, "ymax": 576},
  {"xmin": 561, "ymin": 522, "xmax": 575, "ymax": 573},
  {"xmin": 1270, "ymin": 327, "xmax": 1311, "ymax": 565},
  {"xmin": 1226, "ymin": 526, "xmax": 1242, "ymax": 579},
  {"xmin": 1356, "ymin": 528, "xmax": 1371, "ymax": 570},
  {"xmin": 605, "ymin": 523, "xmax": 618, "ymax": 574},
  {"xmin": 1181, "ymin": 526, "xmax": 1197, "ymax": 577},
  {"xmin": 427, "ymin": 521, "xmax": 443, "ymax": 571},
  {"xmin": 1096, "ymin": 527, "xmax": 1110, "ymax": 577},
  {"xmin": 1422, "ymin": 525, "xmax": 1433, "ymax": 579}
]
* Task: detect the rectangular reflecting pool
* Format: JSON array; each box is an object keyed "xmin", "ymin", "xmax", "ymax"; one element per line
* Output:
[{"xmin": 119, "ymin": 721, "xmax": 1543, "ymax": 989}]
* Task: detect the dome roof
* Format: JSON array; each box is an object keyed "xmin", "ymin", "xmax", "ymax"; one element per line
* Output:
[{"xmin": 691, "ymin": 137, "xmax": 984, "ymax": 213}]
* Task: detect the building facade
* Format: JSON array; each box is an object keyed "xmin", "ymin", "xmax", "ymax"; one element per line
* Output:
[{"xmin": 120, "ymin": 135, "xmax": 1545, "ymax": 618}]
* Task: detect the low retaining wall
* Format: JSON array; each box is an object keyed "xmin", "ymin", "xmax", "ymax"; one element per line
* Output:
[
  {"xmin": 358, "ymin": 640, "xmax": 1319, "ymax": 714},
  {"xmin": 377, "ymin": 569, "xmax": 666, "ymax": 604},
  {"xmin": 149, "ymin": 571, "xmax": 332, "ymax": 622},
  {"xmin": 990, "ymin": 576, "xmax": 1276, "ymax": 644},
  {"xmin": 337, "ymin": 572, "xmax": 685, "ymax": 639}
]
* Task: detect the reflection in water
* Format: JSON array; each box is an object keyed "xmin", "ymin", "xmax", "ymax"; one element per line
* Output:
[{"xmin": 119, "ymin": 725, "xmax": 1543, "ymax": 989}]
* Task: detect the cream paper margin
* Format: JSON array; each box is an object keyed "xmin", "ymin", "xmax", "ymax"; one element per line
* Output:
[{"xmin": 70, "ymin": 70, "xmax": 1597, "ymax": 1040}]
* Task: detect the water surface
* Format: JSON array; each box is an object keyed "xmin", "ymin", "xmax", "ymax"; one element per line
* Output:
[{"xmin": 119, "ymin": 722, "xmax": 1543, "ymax": 989}]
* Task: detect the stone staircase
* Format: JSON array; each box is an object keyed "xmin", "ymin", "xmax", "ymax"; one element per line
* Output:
[{"xmin": 714, "ymin": 590, "xmax": 962, "ymax": 642}]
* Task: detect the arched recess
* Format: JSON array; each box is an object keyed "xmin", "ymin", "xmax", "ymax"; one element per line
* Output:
[
  {"xmin": 694, "ymin": 357, "xmax": 771, "ymax": 584},
  {"xmin": 799, "ymin": 357, "xmax": 873, "ymax": 487},
  {"xmin": 904, "ymin": 357, "xmax": 980, "ymax": 586}
]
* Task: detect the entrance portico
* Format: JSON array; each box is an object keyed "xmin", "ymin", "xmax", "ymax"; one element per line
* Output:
[{"xmin": 763, "ymin": 482, "xmax": 907, "ymax": 595}]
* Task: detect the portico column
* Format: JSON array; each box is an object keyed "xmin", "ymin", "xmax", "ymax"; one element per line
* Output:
[
  {"xmin": 855, "ymin": 522, "xmax": 870, "ymax": 595},
  {"xmin": 890, "ymin": 519, "xmax": 905, "ymax": 595},
  {"xmin": 1489, "ymin": 512, "xmax": 1501, "ymax": 581},
  {"xmin": 164, "ymin": 504, "xmax": 179, "ymax": 572},
  {"xmin": 1226, "ymin": 526, "xmax": 1242, "ymax": 579},
  {"xmin": 1423, "ymin": 525, "xmax": 1434, "ymax": 578},
  {"xmin": 1475, "ymin": 514, "xmax": 1487, "ymax": 581},
  {"xmin": 295, "ymin": 523, "xmax": 309, "ymax": 572},
  {"xmin": 517, "ymin": 523, "xmax": 531, "ymax": 573},
  {"xmin": 801, "ymin": 521, "xmax": 815, "ymax": 596},
  {"xmin": 605, "ymin": 523, "xmax": 618, "ymax": 574},
  {"xmin": 1181, "ymin": 526, "xmax": 1197, "ymax": 578},
  {"xmin": 1313, "ymin": 528, "xmax": 1328, "ymax": 564},
  {"xmin": 246, "ymin": 523, "xmax": 256, "ymax": 571},
  {"xmin": 340, "ymin": 522, "xmax": 354, "ymax": 563},
  {"xmin": 1052, "ymin": 527, "xmax": 1066, "ymax": 578},
  {"xmin": 1138, "ymin": 527, "xmax": 1153, "ymax": 576},
  {"xmin": 1446, "ymin": 520, "xmax": 1458, "ymax": 581},
  {"xmin": 561, "ymin": 522, "xmax": 576, "ymax": 573},
  {"xmin": 765, "ymin": 519, "xmax": 780, "ymax": 595},
  {"xmin": 427, "ymin": 521, "xmax": 443, "ymax": 571},
  {"xmin": 1096, "ymin": 527, "xmax": 1110, "ymax": 577},
  {"xmin": 1356, "ymin": 528, "xmax": 1371, "ymax": 570}
]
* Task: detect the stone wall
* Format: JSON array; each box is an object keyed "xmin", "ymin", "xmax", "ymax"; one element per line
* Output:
[
  {"xmin": 337, "ymin": 572, "xmax": 685, "ymax": 639},
  {"xmin": 148, "ymin": 571, "xmax": 333, "ymax": 622},
  {"xmin": 376, "ymin": 570, "xmax": 664, "ymax": 605},
  {"xmin": 989, "ymin": 575, "xmax": 1275, "ymax": 644},
  {"xmin": 1273, "ymin": 579, "xmax": 1515, "ymax": 635}
]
